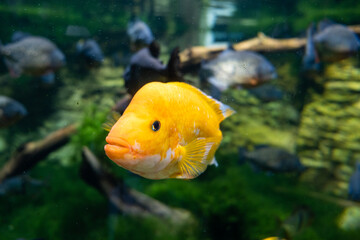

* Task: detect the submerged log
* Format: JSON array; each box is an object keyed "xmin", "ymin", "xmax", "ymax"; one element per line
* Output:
[
  {"xmin": 348, "ymin": 25, "xmax": 360, "ymax": 33},
  {"xmin": 0, "ymin": 124, "xmax": 77, "ymax": 183},
  {"xmin": 179, "ymin": 25, "xmax": 360, "ymax": 71},
  {"xmin": 80, "ymin": 146, "xmax": 193, "ymax": 224}
]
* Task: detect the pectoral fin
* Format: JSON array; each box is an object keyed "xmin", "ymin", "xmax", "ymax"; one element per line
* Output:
[{"xmin": 177, "ymin": 137, "xmax": 220, "ymax": 179}]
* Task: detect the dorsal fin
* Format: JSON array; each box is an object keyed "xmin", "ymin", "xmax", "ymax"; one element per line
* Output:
[{"xmin": 172, "ymin": 82, "xmax": 235, "ymax": 122}]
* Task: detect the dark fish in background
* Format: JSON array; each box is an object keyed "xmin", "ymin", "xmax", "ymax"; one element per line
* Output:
[
  {"xmin": 123, "ymin": 42, "xmax": 183, "ymax": 96},
  {"xmin": 200, "ymin": 49, "xmax": 277, "ymax": 99},
  {"xmin": 127, "ymin": 16, "xmax": 154, "ymax": 51},
  {"xmin": 0, "ymin": 36, "xmax": 66, "ymax": 78},
  {"xmin": 16, "ymin": 239, "xmax": 46, "ymax": 240},
  {"xmin": 317, "ymin": 18, "xmax": 335, "ymax": 32},
  {"xmin": 247, "ymin": 84, "xmax": 284, "ymax": 102},
  {"xmin": 304, "ymin": 19, "xmax": 360, "ymax": 65},
  {"xmin": 238, "ymin": 146, "xmax": 306, "ymax": 173},
  {"xmin": 11, "ymin": 31, "xmax": 31, "ymax": 43},
  {"xmin": 76, "ymin": 38, "xmax": 104, "ymax": 68},
  {"xmin": 112, "ymin": 94, "xmax": 132, "ymax": 115},
  {"xmin": 302, "ymin": 23, "xmax": 321, "ymax": 72},
  {"xmin": 0, "ymin": 95, "xmax": 27, "ymax": 128},
  {"xmin": 0, "ymin": 175, "xmax": 45, "ymax": 196},
  {"xmin": 16, "ymin": 239, "xmax": 45, "ymax": 240},
  {"xmin": 277, "ymin": 206, "xmax": 314, "ymax": 240},
  {"xmin": 65, "ymin": 25, "xmax": 91, "ymax": 38},
  {"xmin": 39, "ymin": 71, "xmax": 56, "ymax": 86},
  {"xmin": 348, "ymin": 162, "xmax": 360, "ymax": 201},
  {"xmin": 7, "ymin": 32, "xmax": 59, "ymax": 85},
  {"xmin": 315, "ymin": 22, "xmax": 360, "ymax": 62}
]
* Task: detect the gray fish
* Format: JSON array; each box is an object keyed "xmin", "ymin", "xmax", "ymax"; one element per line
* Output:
[
  {"xmin": 17, "ymin": 239, "xmax": 45, "ymax": 240},
  {"xmin": 0, "ymin": 36, "xmax": 66, "ymax": 78},
  {"xmin": 200, "ymin": 49, "xmax": 277, "ymax": 98},
  {"xmin": 124, "ymin": 42, "xmax": 183, "ymax": 96},
  {"xmin": 278, "ymin": 206, "xmax": 314, "ymax": 239},
  {"xmin": 317, "ymin": 18, "xmax": 336, "ymax": 32},
  {"xmin": 349, "ymin": 162, "xmax": 360, "ymax": 201},
  {"xmin": 16, "ymin": 239, "xmax": 45, "ymax": 240},
  {"xmin": 238, "ymin": 146, "xmax": 306, "ymax": 173},
  {"xmin": 76, "ymin": 38, "xmax": 104, "ymax": 68},
  {"xmin": 11, "ymin": 31, "xmax": 31, "ymax": 43},
  {"xmin": 248, "ymin": 84, "xmax": 284, "ymax": 102},
  {"xmin": 127, "ymin": 17, "xmax": 154, "ymax": 51},
  {"xmin": 8, "ymin": 32, "xmax": 59, "ymax": 85},
  {"xmin": 0, "ymin": 175, "xmax": 45, "ymax": 196},
  {"xmin": 313, "ymin": 22, "xmax": 360, "ymax": 62},
  {"xmin": 0, "ymin": 95, "xmax": 27, "ymax": 128},
  {"xmin": 65, "ymin": 25, "xmax": 90, "ymax": 38}
]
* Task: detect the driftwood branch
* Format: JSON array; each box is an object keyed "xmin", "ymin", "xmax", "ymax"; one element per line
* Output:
[
  {"xmin": 80, "ymin": 146, "xmax": 193, "ymax": 224},
  {"xmin": 179, "ymin": 24, "xmax": 360, "ymax": 71},
  {"xmin": 0, "ymin": 124, "xmax": 77, "ymax": 183},
  {"xmin": 349, "ymin": 25, "xmax": 360, "ymax": 33}
]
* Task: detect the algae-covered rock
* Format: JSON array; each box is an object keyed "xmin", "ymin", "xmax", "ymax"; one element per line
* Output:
[
  {"xmin": 324, "ymin": 180, "xmax": 349, "ymax": 196},
  {"xmin": 338, "ymin": 206, "xmax": 360, "ymax": 231},
  {"xmin": 220, "ymin": 87, "xmax": 299, "ymax": 153},
  {"xmin": 331, "ymin": 149, "xmax": 352, "ymax": 163},
  {"xmin": 334, "ymin": 164, "xmax": 354, "ymax": 182},
  {"xmin": 297, "ymin": 59, "xmax": 360, "ymax": 197},
  {"xmin": 326, "ymin": 81, "xmax": 360, "ymax": 92}
]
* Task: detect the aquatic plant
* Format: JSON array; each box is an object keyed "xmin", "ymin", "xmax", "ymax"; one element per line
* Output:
[{"xmin": 70, "ymin": 104, "xmax": 108, "ymax": 164}]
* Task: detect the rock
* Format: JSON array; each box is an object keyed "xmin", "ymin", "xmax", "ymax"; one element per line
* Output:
[
  {"xmin": 324, "ymin": 180, "xmax": 349, "ymax": 196},
  {"xmin": 338, "ymin": 206, "xmax": 360, "ymax": 231},
  {"xmin": 334, "ymin": 164, "xmax": 354, "ymax": 182},
  {"xmin": 326, "ymin": 81, "xmax": 360, "ymax": 92},
  {"xmin": 297, "ymin": 60, "xmax": 360, "ymax": 198},
  {"xmin": 331, "ymin": 149, "xmax": 351, "ymax": 163},
  {"xmin": 220, "ymin": 88, "xmax": 299, "ymax": 153}
]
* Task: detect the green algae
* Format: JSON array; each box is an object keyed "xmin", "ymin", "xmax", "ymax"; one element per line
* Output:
[{"xmin": 296, "ymin": 59, "xmax": 360, "ymax": 198}]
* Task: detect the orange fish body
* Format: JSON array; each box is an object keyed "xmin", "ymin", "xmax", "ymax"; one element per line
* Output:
[
  {"xmin": 262, "ymin": 237, "xmax": 286, "ymax": 240},
  {"xmin": 104, "ymin": 82, "xmax": 234, "ymax": 179}
]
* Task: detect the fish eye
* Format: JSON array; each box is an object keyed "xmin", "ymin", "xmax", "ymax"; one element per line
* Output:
[{"xmin": 151, "ymin": 120, "xmax": 161, "ymax": 132}]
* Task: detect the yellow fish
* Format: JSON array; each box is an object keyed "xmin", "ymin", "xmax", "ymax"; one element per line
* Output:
[
  {"xmin": 262, "ymin": 237, "xmax": 286, "ymax": 240},
  {"xmin": 104, "ymin": 82, "xmax": 235, "ymax": 179}
]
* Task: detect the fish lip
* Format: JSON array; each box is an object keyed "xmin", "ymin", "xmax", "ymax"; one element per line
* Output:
[{"xmin": 106, "ymin": 136, "xmax": 131, "ymax": 149}]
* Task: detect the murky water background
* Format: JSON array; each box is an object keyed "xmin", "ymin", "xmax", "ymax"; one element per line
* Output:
[{"xmin": 0, "ymin": 0, "xmax": 360, "ymax": 240}]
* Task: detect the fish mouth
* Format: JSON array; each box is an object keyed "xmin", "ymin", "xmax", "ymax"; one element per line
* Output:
[
  {"xmin": 106, "ymin": 136, "xmax": 131, "ymax": 148},
  {"xmin": 104, "ymin": 137, "xmax": 131, "ymax": 158}
]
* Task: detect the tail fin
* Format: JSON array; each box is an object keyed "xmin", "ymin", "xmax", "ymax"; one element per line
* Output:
[
  {"xmin": 166, "ymin": 46, "xmax": 183, "ymax": 82},
  {"xmin": 302, "ymin": 23, "xmax": 320, "ymax": 72},
  {"xmin": 148, "ymin": 40, "xmax": 160, "ymax": 59}
]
